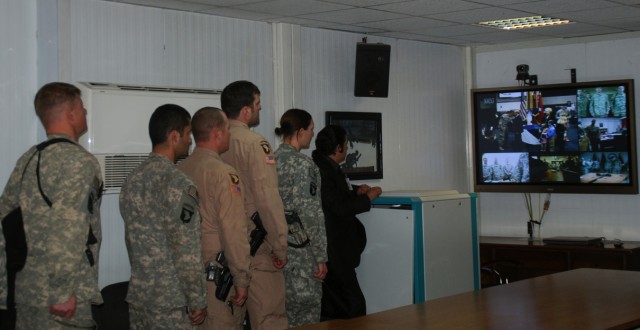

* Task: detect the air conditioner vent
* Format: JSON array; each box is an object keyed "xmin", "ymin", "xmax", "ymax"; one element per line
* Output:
[
  {"xmin": 98, "ymin": 154, "xmax": 148, "ymax": 193},
  {"xmin": 82, "ymin": 82, "xmax": 222, "ymax": 95},
  {"xmin": 76, "ymin": 81, "xmax": 221, "ymax": 194}
]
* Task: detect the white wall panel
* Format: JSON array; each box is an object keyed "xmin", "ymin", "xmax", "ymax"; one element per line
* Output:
[
  {"xmin": 68, "ymin": 0, "xmax": 276, "ymax": 142},
  {"xmin": 474, "ymin": 35, "xmax": 640, "ymax": 240},
  {"xmin": 65, "ymin": 0, "xmax": 277, "ymax": 287},
  {"xmin": 299, "ymin": 27, "xmax": 467, "ymax": 192},
  {"xmin": 69, "ymin": 0, "xmax": 166, "ymax": 85},
  {"xmin": 0, "ymin": 0, "xmax": 38, "ymax": 188}
]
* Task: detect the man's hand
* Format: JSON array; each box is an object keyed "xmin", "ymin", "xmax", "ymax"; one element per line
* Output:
[
  {"xmin": 50, "ymin": 295, "xmax": 77, "ymax": 320},
  {"xmin": 230, "ymin": 286, "xmax": 248, "ymax": 307},
  {"xmin": 188, "ymin": 308, "xmax": 207, "ymax": 326},
  {"xmin": 313, "ymin": 262, "xmax": 328, "ymax": 281},
  {"xmin": 272, "ymin": 255, "xmax": 287, "ymax": 269}
]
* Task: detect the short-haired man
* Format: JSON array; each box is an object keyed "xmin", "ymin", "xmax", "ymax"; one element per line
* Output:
[
  {"xmin": 220, "ymin": 81, "xmax": 288, "ymax": 329},
  {"xmin": 178, "ymin": 107, "xmax": 251, "ymax": 329},
  {"xmin": 0, "ymin": 82, "xmax": 103, "ymax": 329},
  {"xmin": 120, "ymin": 104, "xmax": 207, "ymax": 329}
]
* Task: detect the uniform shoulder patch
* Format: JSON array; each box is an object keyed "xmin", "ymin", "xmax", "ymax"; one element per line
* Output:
[
  {"xmin": 187, "ymin": 185, "xmax": 199, "ymax": 200},
  {"xmin": 180, "ymin": 185, "xmax": 198, "ymax": 224},
  {"xmin": 259, "ymin": 140, "xmax": 271, "ymax": 154},
  {"xmin": 229, "ymin": 173, "xmax": 241, "ymax": 195},
  {"xmin": 180, "ymin": 203, "xmax": 195, "ymax": 224},
  {"xmin": 229, "ymin": 173, "xmax": 240, "ymax": 184},
  {"xmin": 310, "ymin": 182, "xmax": 317, "ymax": 196}
]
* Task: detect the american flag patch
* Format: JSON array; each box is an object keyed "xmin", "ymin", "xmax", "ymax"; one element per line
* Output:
[
  {"xmin": 230, "ymin": 184, "xmax": 241, "ymax": 194},
  {"xmin": 265, "ymin": 156, "xmax": 275, "ymax": 165}
]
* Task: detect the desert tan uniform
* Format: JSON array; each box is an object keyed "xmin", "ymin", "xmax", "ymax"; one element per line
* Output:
[
  {"xmin": 178, "ymin": 147, "xmax": 252, "ymax": 330},
  {"xmin": 220, "ymin": 120, "xmax": 288, "ymax": 329}
]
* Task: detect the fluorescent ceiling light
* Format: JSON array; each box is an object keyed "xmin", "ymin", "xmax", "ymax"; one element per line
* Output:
[{"xmin": 476, "ymin": 16, "xmax": 572, "ymax": 30}]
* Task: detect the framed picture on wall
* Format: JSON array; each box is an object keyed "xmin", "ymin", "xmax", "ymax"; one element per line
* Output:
[{"xmin": 326, "ymin": 111, "xmax": 383, "ymax": 180}]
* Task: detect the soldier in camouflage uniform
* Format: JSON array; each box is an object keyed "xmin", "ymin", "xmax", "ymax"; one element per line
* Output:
[
  {"xmin": 274, "ymin": 109, "xmax": 328, "ymax": 327},
  {"xmin": 576, "ymin": 89, "xmax": 590, "ymax": 118},
  {"xmin": 0, "ymin": 82, "xmax": 103, "ymax": 329},
  {"xmin": 514, "ymin": 153, "xmax": 530, "ymax": 183},
  {"xmin": 178, "ymin": 107, "xmax": 252, "ymax": 330},
  {"xmin": 612, "ymin": 86, "xmax": 626, "ymax": 117},
  {"xmin": 220, "ymin": 81, "xmax": 288, "ymax": 330},
  {"xmin": 491, "ymin": 158, "xmax": 505, "ymax": 182},
  {"xmin": 119, "ymin": 104, "xmax": 207, "ymax": 329},
  {"xmin": 495, "ymin": 111, "xmax": 516, "ymax": 151},
  {"xmin": 590, "ymin": 87, "xmax": 611, "ymax": 117},
  {"xmin": 502, "ymin": 159, "xmax": 514, "ymax": 181},
  {"xmin": 481, "ymin": 157, "xmax": 493, "ymax": 181}
]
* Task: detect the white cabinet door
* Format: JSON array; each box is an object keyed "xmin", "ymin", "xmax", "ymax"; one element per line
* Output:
[{"xmin": 357, "ymin": 207, "xmax": 414, "ymax": 314}]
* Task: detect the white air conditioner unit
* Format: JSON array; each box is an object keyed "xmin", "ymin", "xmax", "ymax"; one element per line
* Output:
[{"xmin": 76, "ymin": 82, "xmax": 222, "ymax": 194}]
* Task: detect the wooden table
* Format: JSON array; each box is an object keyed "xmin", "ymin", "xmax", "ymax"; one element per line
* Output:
[{"xmin": 294, "ymin": 268, "xmax": 640, "ymax": 329}]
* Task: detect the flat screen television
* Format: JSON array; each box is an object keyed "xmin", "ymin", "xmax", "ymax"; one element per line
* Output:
[{"xmin": 471, "ymin": 79, "xmax": 637, "ymax": 194}]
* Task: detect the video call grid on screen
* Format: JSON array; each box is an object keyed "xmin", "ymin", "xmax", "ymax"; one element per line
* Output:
[{"xmin": 471, "ymin": 79, "xmax": 637, "ymax": 194}]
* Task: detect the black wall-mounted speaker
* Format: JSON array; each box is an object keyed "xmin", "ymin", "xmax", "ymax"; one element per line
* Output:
[{"xmin": 354, "ymin": 43, "xmax": 391, "ymax": 97}]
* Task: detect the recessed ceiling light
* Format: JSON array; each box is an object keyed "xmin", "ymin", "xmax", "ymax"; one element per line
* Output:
[{"xmin": 476, "ymin": 16, "xmax": 572, "ymax": 30}]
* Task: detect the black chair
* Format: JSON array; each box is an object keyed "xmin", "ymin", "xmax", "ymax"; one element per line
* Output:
[
  {"xmin": 92, "ymin": 281, "xmax": 130, "ymax": 330},
  {"xmin": 480, "ymin": 260, "xmax": 522, "ymax": 288}
]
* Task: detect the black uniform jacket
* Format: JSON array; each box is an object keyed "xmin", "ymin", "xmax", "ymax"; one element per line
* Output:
[{"xmin": 312, "ymin": 151, "xmax": 371, "ymax": 271}]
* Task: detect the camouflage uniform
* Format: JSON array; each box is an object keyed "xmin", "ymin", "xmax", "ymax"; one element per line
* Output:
[
  {"xmin": 491, "ymin": 161, "xmax": 504, "ymax": 182},
  {"xmin": 119, "ymin": 153, "xmax": 207, "ymax": 330},
  {"xmin": 274, "ymin": 144, "xmax": 328, "ymax": 327},
  {"xmin": 178, "ymin": 147, "xmax": 251, "ymax": 330},
  {"xmin": 496, "ymin": 113, "xmax": 513, "ymax": 149},
  {"xmin": 0, "ymin": 134, "xmax": 103, "ymax": 329},
  {"xmin": 612, "ymin": 92, "xmax": 626, "ymax": 117},
  {"xmin": 590, "ymin": 92, "xmax": 610, "ymax": 117},
  {"xmin": 515, "ymin": 153, "xmax": 530, "ymax": 183},
  {"xmin": 502, "ymin": 162, "xmax": 514, "ymax": 181},
  {"xmin": 482, "ymin": 163, "xmax": 494, "ymax": 182},
  {"xmin": 576, "ymin": 93, "xmax": 590, "ymax": 118},
  {"xmin": 220, "ymin": 119, "xmax": 288, "ymax": 330}
]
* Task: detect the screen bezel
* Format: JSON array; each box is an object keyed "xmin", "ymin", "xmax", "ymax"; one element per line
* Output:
[{"xmin": 471, "ymin": 79, "xmax": 637, "ymax": 194}]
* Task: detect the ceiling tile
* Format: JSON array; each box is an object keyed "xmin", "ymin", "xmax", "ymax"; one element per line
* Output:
[
  {"xmin": 187, "ymin": 0, "xmax": 267, "ymax": 6},
  {"xmin": 319, "ymin": 0, "xmax": 408, "ymax": 6},
  {"xmin": 426, "ymin": 7, "xmax": 534, "ymax": 24},
  {"xmin": 300, "ymin": 7, "xmax": 408, "ymax": 24},
  {"xmin": 520, "ymin": 22, "xmax": 628, "ymax": 38},
  {"xmin": 595, "ymin": 17, "xmax": 640, "ymax": 30},
  {"xmin": 232, "ymin": 0, "xmax": 353, "ymax": 16},
  {"xmin": 505, "ymin": 0, "xmax": 620, "ymax": 15},
  {"xmin": 410, "ymin": 24, "xmax": 495, "ymax": 37},
  {"xmin": 609, "ymin": 0, "xmax": 640, "ymax": 4},
  {"xmin": 265, "ymin": 16, "xmax": 386, "ymax": 33},
  {"xmin": 112, "ymin": 0, "xmax": 216, "ymax": 11},
  {"xmin": 199, "ymin": 7, "xmax": 281, "ymax": 20},
  {"xmin": 315, "ymin": 23, "xmax": 386, "ymax": 33},
  {"xmin": 371, "ymin": 0, "xmax": 487, "ymax": 16},
  {"xmin": 469, "ymin": 0, "xmax": 544, "ymax": 5},
  {"xmin": 356, "ymin": 16, "xmax": 454, "ymax": 31},
  {"xmin": 370, "ymin": 31, "xmax": 474, "ymax": 45},
  {"xmin": 452, "ymin": 30, "xmax": 552, "ymax": 44},
  {"xmin": 98, "ymin": 0, "xmax": 640, "ymax": 46},
  {"xmin": 559, "ymin": 5, "xmax": 640, "ymax": 21}
]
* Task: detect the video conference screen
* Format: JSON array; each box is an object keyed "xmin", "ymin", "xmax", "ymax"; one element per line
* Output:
[{"xmin": 472, "ymin": 79, "xmax": 637, "ymax": 194}]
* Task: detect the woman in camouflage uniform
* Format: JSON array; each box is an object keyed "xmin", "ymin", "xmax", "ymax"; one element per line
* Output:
[{"xmin": 274, "ymin": 109, "xmax": 328, "ymax": 327}]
